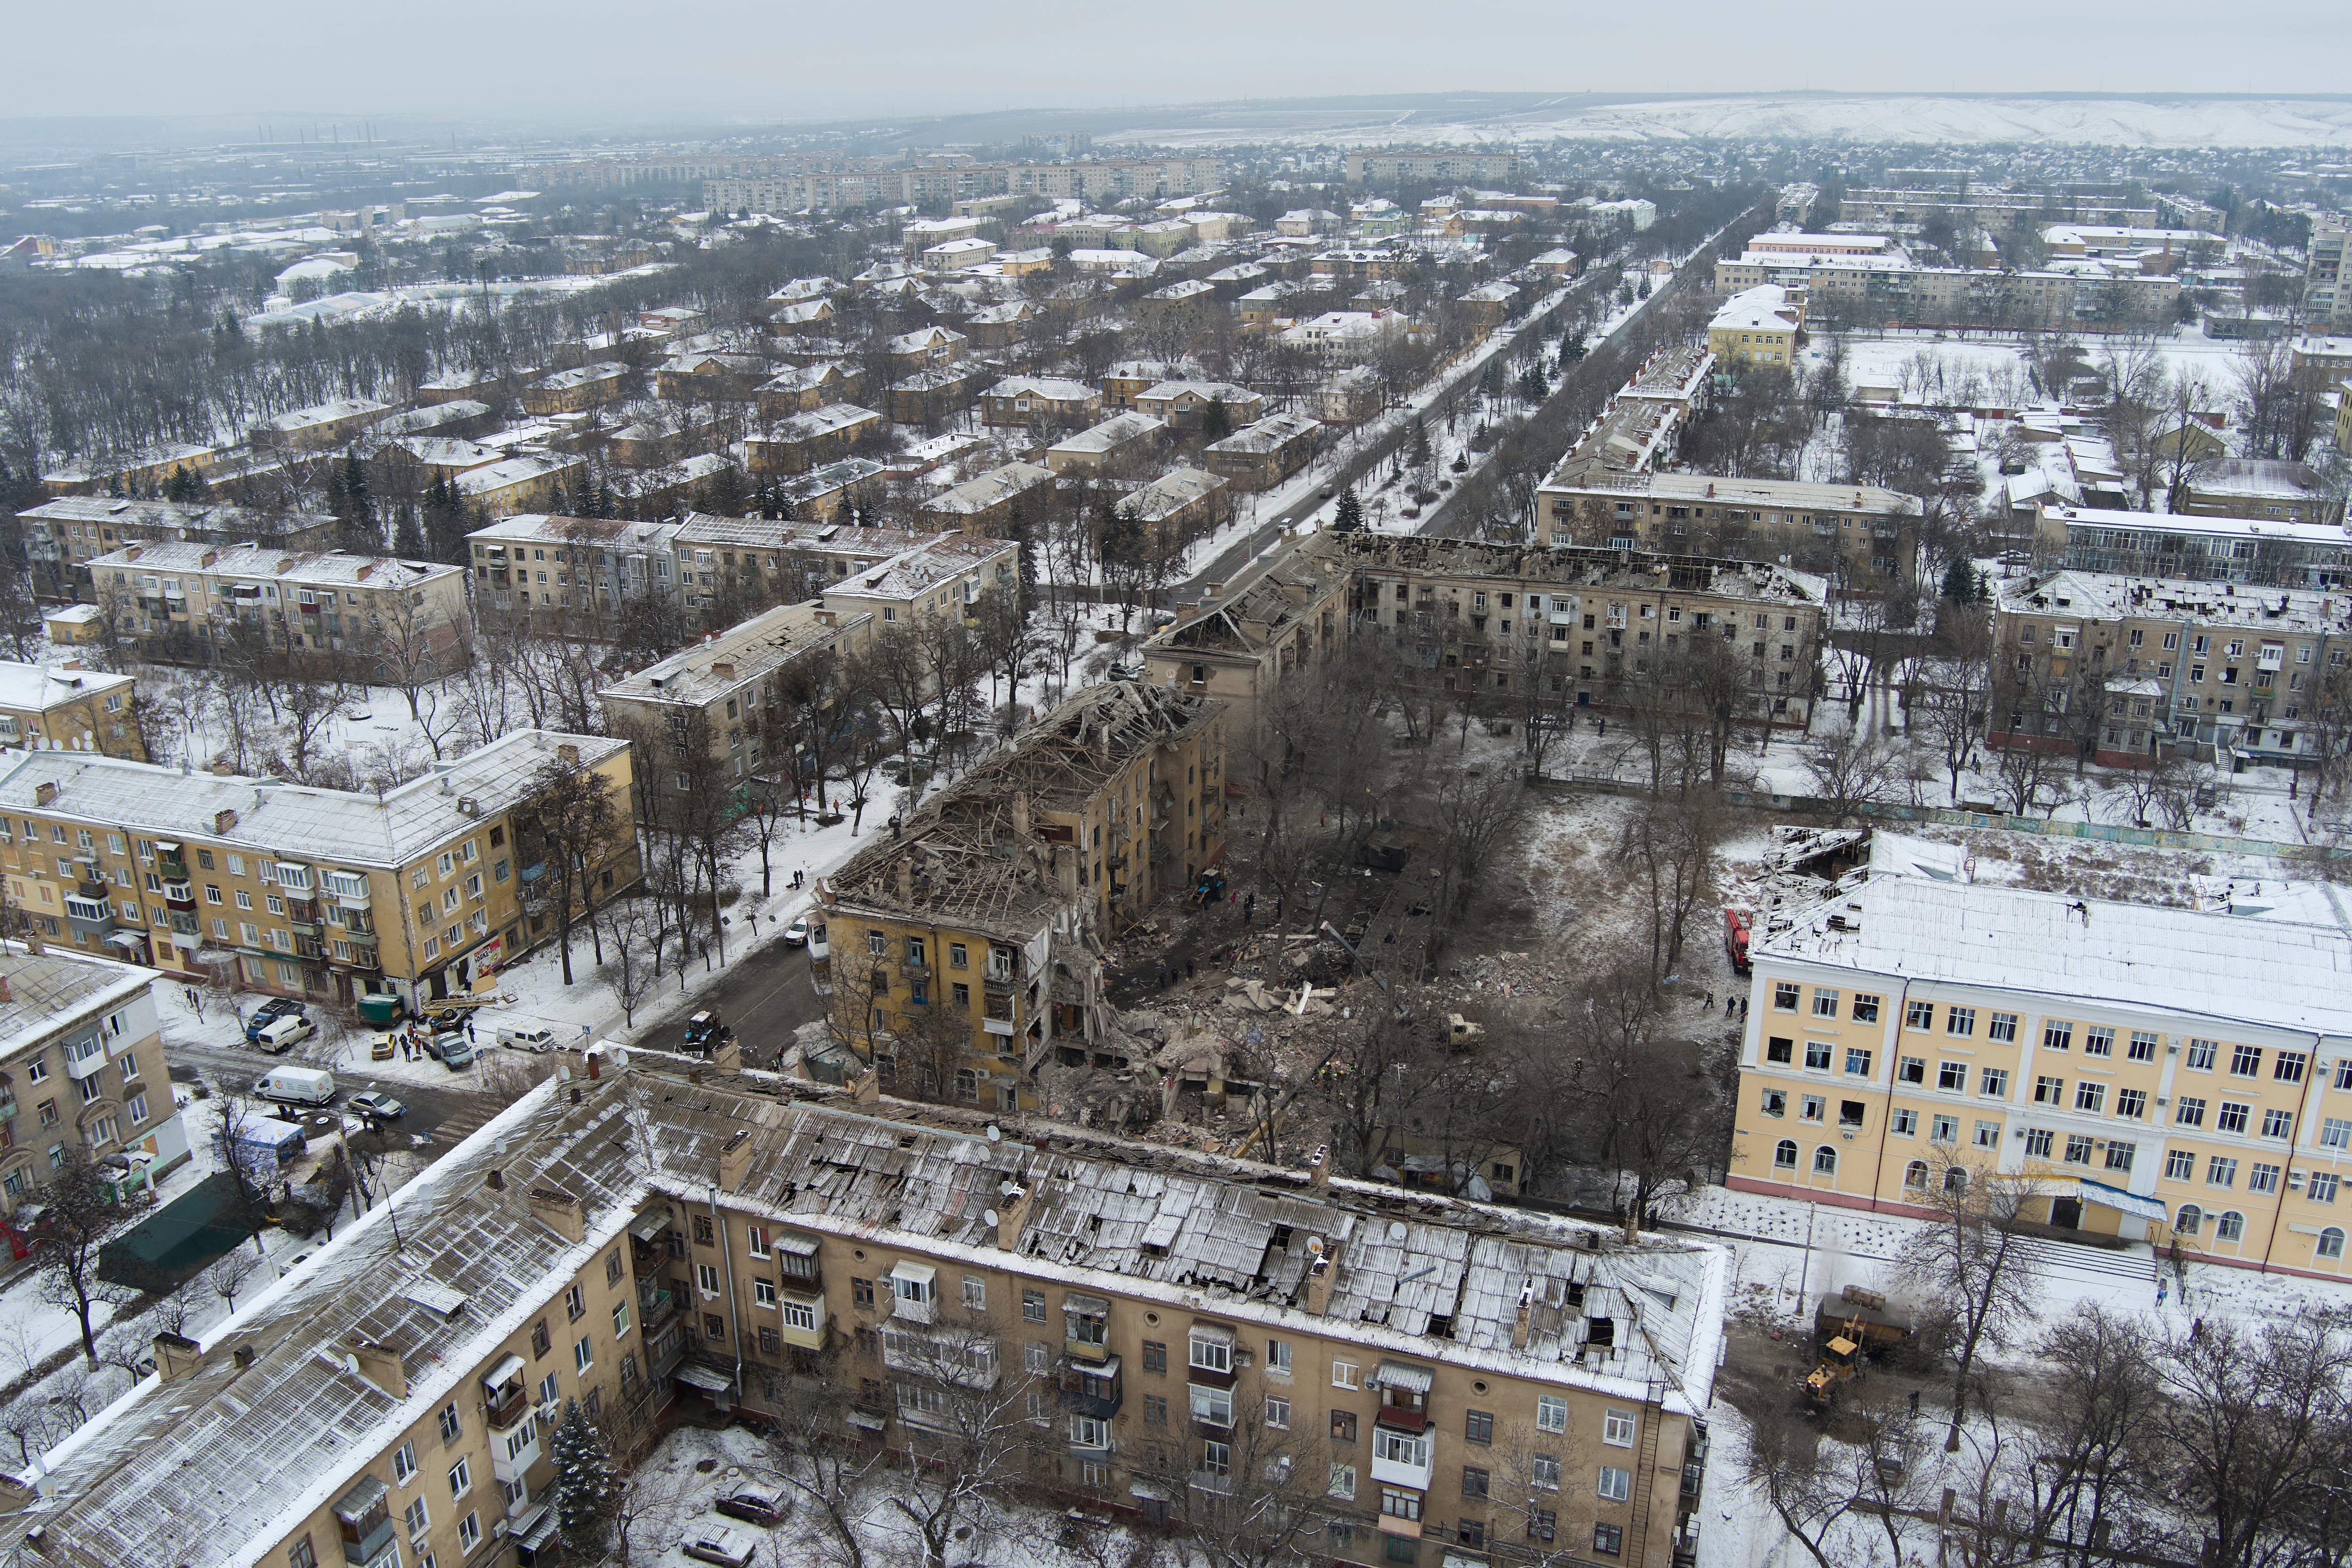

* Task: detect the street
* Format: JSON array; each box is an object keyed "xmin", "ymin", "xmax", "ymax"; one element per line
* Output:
[
  {"xmin": 165, "ymin": 1039, "xmax": 504, "ymax": 1153},
  {"xmin": 635, "ymin": 930, "xmax": 826, "ymax": 1068}
]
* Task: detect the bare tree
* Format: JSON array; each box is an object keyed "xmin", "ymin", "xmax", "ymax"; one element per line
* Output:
[
  {"xmin": 2155, "ymin": 1312, "xmax": 2352, "ymax": 1568},
  {"xmin": 29, "ymin": 1149, "xmax": 139, "ymax": 1367},
  {"xmin": 205, "ymin": 1246, "xmax": 260, "ymax": 1315},
  {"xmin": 865, "ymin": 1304, "xmax": 1033, "ymax": 1568},
  {"xmin": 1898, "ymin": 1166, "xmax": 2047, "ymax": 1451},
  {"xmin": 1802, "ymin": 729, "xmax": 1907, "ymax": 824}
]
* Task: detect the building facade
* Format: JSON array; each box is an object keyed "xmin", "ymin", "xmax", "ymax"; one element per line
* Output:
[
  {"xmin": 1540, "ymin": 474, "xmax": 1921, "ymax": 594},
  {"xmin": 0, "ymin": 662, "xmax": 143, "ymax": 761},
  {"xmin": 0, "ymin": 732, "xmax": 636, "ymax": 1008},
  {"xmin": 16, "ymin": 498, "xmax": 340, "ymax": 606}
]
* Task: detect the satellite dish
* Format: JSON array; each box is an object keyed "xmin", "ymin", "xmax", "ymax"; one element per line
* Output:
[
  {"xmin": 1307, "ymin": 1236, "xmax": 1325, "ymax": 1256},
  {"xmin": 985, "ymin": 1124, "xmax": 1001, "ymax": 1142},
  {"xmin": 984, "ymin": 1209, "xmax": 1000, "ymax": 1227},
  {"xmin": 611, "ymin": 1048, "xmax": 630, "ymax": 1071}
]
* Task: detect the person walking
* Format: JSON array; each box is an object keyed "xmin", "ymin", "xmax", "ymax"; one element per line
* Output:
[{"xmin": 464, "ymin": 1016, "xmax": 477, "ymax": 1043}]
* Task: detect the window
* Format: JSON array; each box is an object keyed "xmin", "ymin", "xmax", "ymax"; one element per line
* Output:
[
  {"xmin": 2117, "ymin": 1088, "xmax": 2146, "ymax": 1120},
  {"xmin": 1329, "ymin": 1464, "xmax": 1357, "ymax": 1499},
  {"xmin": 2278, "ymin": 1051, "xmax": 2310, "ymax": 1084},
  {"xmin": 1774, "ymin": 982, "xmax": 1799, "ymax": 1011},
  {"xmin": 1536, "ymin": 1394, "xmax": 1567, "ymax": 1433},
  {"xmin": 1980, "ymin": 1067, "xmax": 2010, "ymax": 1098},
  {"xmin": 1331, "ymin": 1410, "xmax": 1358, "ymax": 1442},
  {"xmin": 2175, "ymin": 1096, "xmax": 2209, "ymax": 1127},
  {"xmin": 2315, "ymin": 1174, "xmax": 2343, "ymax": 1204},
  {"xmin": 2129, "ymin": 1031, "xmax": 2159, "ymax": 1062},
  {"xmin": 2231, "ymin": 1044, "xmax": 2263, "ymax": 1078},
  {"xmin": 696, "ymin": 1263, "xmax": 721, "ymax": 1297},
  {"xmin": 403, "ymin": 1497, "xmax": 429, "ymax": 1538},
  {"xmin": 612, "ymin": 1301, "xmax": 630, "ymax": 1336},
  {"xmin": 1265, "ymin": 1396, "xmax": 1289, "ymax": 1429},
  {"xmin": 288, "ymin": 1540, "xmax": 318, "ymax": 1568},
  {"xmin": 2209, "ymin": 1157, "xmax": 2238, "ymax": 1188},
  {"xmin": 1814, "ymin": 1145, "xmax": 1840, "ymax": 1175},
  {"xmin": 1144, "ymin": 1393, "xmax": 1167, "ymax": 1425},
  {"xmin": 2075, "ymin": 1082, "xmax": 2106, "ymax": 1114},
  {"xmin": 564, "ymin": 1283, "xmax": 586, "ymax": 1321},
  {"xmin": 457, "ymin": 1513, "xmax": 480, "ymax": 1553},
  {"xmin": 2186, "ymin": 1039, "xmax": 2218, "ymax": 1071},
  {"xmin": 2034, "ymin": 1076, "xmax": 2065, "ymax": 1106},
  {"xmin": 1898, "ymin": 1056, "xmax": 1925, "ymax": 1085},
  {"xmin": 962, "ymin": 1276, "xmax": 986, "ymax": 1311},
  {"xmin": 753, "ymin": 1278, "xmax": 778, "ymax": 1310},
  {"xmin": 1892, "ymin": 1108, "xmax": 1918, "ymax": 1136},
  {"xmin": 1597, "ymin": 1465, "xmax": 1631, "ymax": 1502},
  {"xmin": 2216, "ymin": 1211, "xmax": 2246, "ymax": 1243},
  {"xmin": 448, "ymin": 1458, "xmax": 471, "ymax": 1499},
  {"xmin": 1528, "ymin": 1507, "xmax": 1557, "ymax": 1543},
  {"xmin": 606, "ymin": 1248, "xmax": 627, "ymax": 1284},
  {"xmin": 1845, "ymin": 1048, "xmax": 1873, "ymax": 1077},
  {"xmin": 1142, "ymin": 1340, "xmax": 1167, "ymax": 1375},
  {"xmin": 1812, "ymin": 988, "xmax": 1840, "ymax": 1018},
  {"xmin": 2217, "ymin": 1103, "xmax": 2250, "ymax": 1135},
  {"xmin": 1840, "ymin": 1100, "xmax": 1866, "ymax": 1129},
  {"xmin": 1905, "ymin": 1000, "xmax": 1934, "ymax": 1031},
  {"xmin": 2165, "ymin": 1149, "xmax": 2195, "ymax": 1181},
  {"xmin": 2250, "ymin": 1163, "xmax": 2282, "ymax": 1195},
  {"xmin": 1332, "ymin": 1359, "xmax": 1359, "ymax": 1389},
  {"xmin": 1465, "ymin": 1409, "xmax": 1494, "ymax": 1443},
  {"xmin": 1987, "ymin": 1012, "xmax": 2018, "ymax": 1043},
  {"xmin": 2024, "ymin": 1128, "xmax": 2053, "ymax": 1159},
  {"xmin": 1773, "ymin": 1139, "xmax": 1797, "ymax": 1170},
  {"xmin": 1267, "ymin": 1338, "xmax": 1291, "ymax": 1376},
  {"xmin": 393, "ymin": 1441, "xmax": 417, "ymax": 1485},
  {"xmin": 2337, "ymin": 1059, "xmax": 2352, "ymax": 1092},
  {"xmin": 2263, "ymin": 1108, "xmax": 2294, "ymax": 1139},
  {"xmin": 2177, "ymin": 1205, "xmax": 2203, "ymax": 1236},
  {"xmin": 1804, "ymin": 1040, "xmax": 1832, "ymax": 1070},
  {"xmin": 2064, "ymin": 1135, "xmax": 2094, "ymax": 1165},
  {"xmin": 1852, "ymin": 994, "xmax": 1881, "ymax": 1023},
  {"xmin": 851, "ymin": 1277, "xmax": 874, "ymax": 1310},
  {"xmin": 1594, "ymin": 1522, "xmax": 1625, "ymax": 1556},
  {"xmin": 437, "ymin": 1402, "xmax": 461, "ymax": 1442},
  {"xmin": 1530, "ymin": 1453, "xmax": 1560, "ymax": 1490},
  {"xmin": 2080, "ymin": 1025, "xmax": 2114, "ymax": 1058},
  {"xmin": 1604, "ymin": 1409, "xmax": 1636, "ymax": 1447},
  {"xmin": 1190, "ymin": 1331, "xmax": 1232, "ymax": 1374},
  {"xmin": 1975, "ymin": 1121, "xmax": 2002, "ymax": 1149},
  {"xmin": 2106, "ymin": 1141, "xmax": 2136, "ymax": 1172},
  {"xmin": 2043, "ymin": 1022, "xmax": 2072, "ymax": 1053},
  {"xmin": 574, "ymin": 1336, "xmax": 593, "ymax": 1372},
  {"xmin": 1462, "ymin": 1464, "xmax": 1490, "ymax": 1498},
  {"xmin": 1939, "ymin": 1061, "xmax": 1968, "ymax": 1092}
]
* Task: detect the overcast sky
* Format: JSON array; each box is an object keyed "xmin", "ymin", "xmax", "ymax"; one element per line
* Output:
[{"xmin": 10, "ymin": 0, "xmax": 2349, "ymax": 126}]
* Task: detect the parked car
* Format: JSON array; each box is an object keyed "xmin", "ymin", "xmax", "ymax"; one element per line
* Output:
[
  {"xmin": 681, "ymin": 1524, "xmax": 757, "ymax": 1568},
  {"xmin": 346, "ymin": 1090, "xmax": 406, "ymax": 1122},
  {"xmin": 253, "ymin": 1015, "xmax": 318, "ymax": 1055},
  {"xmin": 1108, "ymin": 660, "xmax": 1144, "ymax": 682},
  {"xmin": 432, "ymin": 1033, "xmax": 475, "ymax": 1070},
  {"xmin": 495, "ymin": 1026, "xmax": 556, "ymax": 1053},
  {"xmin": 781, "ymin": 917, "xmax": 810, "ymax": 949},
  {"xmin": 254, "ymin": 1066, "xmax": 335, "ymax": 1106},
  {"xmin": 242, "ymin": 999, "xmax": 305, "ymax": 1043},
  {"xmin": 712, "ymin": 1484, "xmax": 789, "ymax": 1527},
  {"xmin": 369, "ymin": 1033, "xmax": 396, "ymax": 1061}
]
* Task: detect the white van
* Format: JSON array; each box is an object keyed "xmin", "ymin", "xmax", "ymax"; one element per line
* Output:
[
  {"xmin": 495, "ymin": 1026, "xmax": 556, "ymax": 1053},
  {"xmin": 254, "ymin": 1066, "xmax": 335, "ymax": 1106},
  {"xmin": 254, "ymin": 1015, "xmax": 318, "ymax": 1055}
]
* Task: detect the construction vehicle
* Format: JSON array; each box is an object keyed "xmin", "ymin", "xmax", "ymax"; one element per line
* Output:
[
  {"xmin": 1800, "ymin": 1287, "xmax": 1910, "ymax": 1408},
  {"xmin": 1723, "ymin": 907, "xmax": 1753, "ymax": 975}
]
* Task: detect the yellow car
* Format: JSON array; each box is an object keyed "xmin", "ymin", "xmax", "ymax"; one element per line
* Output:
[{"xmin": 369, "ymin": 1033, "xmax": 396, "ymax": 1061}]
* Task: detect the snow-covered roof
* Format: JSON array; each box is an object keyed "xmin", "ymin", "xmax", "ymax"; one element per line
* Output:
[
  {"xmin": 602, "ymin": 600, "xmax": 870, "ymax": 710},
  {"xmin": 0, "ymin": 731, "xmax": 623, "ymax": 872},
  {"xmin": 0, "ymin": 659, "xmax": 135, "ymax": 711},
  {"xmin": 1996, "ymin": 569, "xmax": 2352, "ymax": 635},
  {"xmin": 87, "ymin": 541, "xmax": 460, "ymax": 593},
  {"xmin": 1049, "ymin": 412, "xmax": 1166, "ymax": 455},
  {"xmin": 985, "ymin": 376, "xmax": 1097, "ymax": 403},
  {"xmin": 532, "ymin": 360, "xmax": 626, "ymax": 390},
  {"xmin": 465, "ymin": 514, "xmax": 682, "ymax": 551},
  {"xmin": 758, "ymin": 403, "xmax": 882, "ymax": 443},
  {"xmin": 1709, "ymin": 283, "xmax": 1800, "ymax": 334},
  {"xmin": 1117, "ymin": 466, "xmax": 1226, "ymax": 522},
  {"xmin": 0, "ymin": 942, "xmax": 151, "ymax": 1065},
  {"xmin": 1755, "ymin": 832, "xmax": 2352, "ymax": 1039},
  {"xmin": 926, "ymin": 461, "xmax": 1056, "ymax": 516},
  {"xmin": 254, "ymin": 397, "xmax": 391, "ymax": 436},
  {"xmin": 453, "ymin": 452, "xmax": 583, "ymax": 498},
  {"xmin": 1207, "ymin": 409, "xmax": 1323, "ymax": 454}
]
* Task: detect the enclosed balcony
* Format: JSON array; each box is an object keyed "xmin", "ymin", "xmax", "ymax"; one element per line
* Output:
[
  {"xmin": 482, "ymin": 1353, "xmax": 530, "ymax": 1431},
  {"xmin": 330, "ymin": 1476, "xmax": 396, "ymax": 1565},
  {"xmin": 1057, "ymin": 1354, "xmax": 1122, "ymax": 1419}
]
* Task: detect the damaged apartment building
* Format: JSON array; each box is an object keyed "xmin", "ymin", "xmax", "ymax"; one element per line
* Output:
[
  {"xmin": 3, "ymin": 1065, "xmax": 1724, "ymax": 1568},
  {"xmin": 812, "ymin": 682, "xmax": 1227, "ymax": 1108}
]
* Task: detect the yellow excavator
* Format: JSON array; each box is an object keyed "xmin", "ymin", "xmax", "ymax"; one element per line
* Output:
[{"xmin": 1800, "ymin": 1287, "xmax": 1909, "ymax": 1409}]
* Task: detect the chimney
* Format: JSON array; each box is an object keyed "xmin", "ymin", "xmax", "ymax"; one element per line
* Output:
[
  {"xmin": 895, "ymin": 857, "xmax": 913, "ymax": 906},
  {"xmin": 850, "ymin": 1066, "xmax": 881, "ymax": 1104},
  {"xmin": 32, "ymin": 782, "xmax": 56, "ymax": 808},
  {"xmin": 557, "ymin": 743, "xmax": 580, "ymax": 766},
  {"xmin": 711, "ymin": 660, "xmax": 735, "ymax": 679},
  {"xmin": 153, "ymin": 1331, "xmax": 202, "ymax": 1383},
  {"xmin": 214, "ymin": 808, "xmax": 239, "ymax": 835},
  {"xmin": 1302, "ymin": 1242, "xmax": 1335, "ymax": 1316},
  {"xmin": 1307, "ymin": 1146, "xmax": 1329, "ymax": 1186},
  {"xmin": 718, "ymin": 1130, "xmax": 755, "ymax": 1194},
  {"xmin": 485, "ymin": 1168, "xmax": 505, "ymax": 1191},
  {"xmin": 1011, "ymin": 790, "xmax": 1030, "ymax": 840},
  {"xmin": 232, "ymin": 1345, "xmax": 254, "ymax": 1371},
  {"xmin": 0, "ymin": 976, "xmax": 12, "ymax": 1005},
  {"xmin": 527, "ymin": 1185, "xmax": 586, "ymax": 1242},
  {"xmin": 0, "ymin": 1474, "xmax": 36, "ymax": 1515},
  {"xmin": 994, "ymin": 1181, "xmax": 1035, "ymax": 1250},
  {"xmin": 350, "ymin": 1340, "xmax": 408, "ymax": 1399},
  {"xmin": 1510, "ymin": 1278, "xmax": 1535, "ymax": 1351}
]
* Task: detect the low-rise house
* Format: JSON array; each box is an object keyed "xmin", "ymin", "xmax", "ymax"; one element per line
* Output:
[
  {"xmin": 16, "ymin": 497, "xmax": 339, "ymax": 605},
  {"xmin": 669, "ymin": 518, "xmax": 958, "ymax": 610},
  {"xmin": 1275, "ymin": 207, "xmax": 1342, "ymax": 237},
  {"xmin": 521, "ymin": 361, "xmax": 628, "ymax": 415},
  {"xmin": 921, "ymin": 238, "xmax": 997, "ymax": 272},
  {"xmin": 377, "ymin": 435, "xmax": 503, "ymax": 480},
  {"xmin": 769, "ymin": 296, "xmax": 837, "ymax": 334},
  {"xmin": 821, "ymin": 533, "xmax": 1021, "ymax": 631},
  {"xmin": 0, "ymin": 730, "xmax": 636, "ymax": 1006},
  {"xmin": 962, "ymin": 300, "xmax": 1039, "ymax": 348},
  {"xmin": 883, "ymin": 326, "xmax": 968, "ymax": 376},
  {"xmin": 0, "ymin": 944, "xmax": 191, "ymax": 1207},
  {"xmin": 886, "ymin": 364, "xmax": 992, "ymax": 425},
  {"xmin": 654, "ymin": 352, "xmax": 766, "ymax": 401},
  {"xmin": 604, "ymin": 416, "xmax": 719, "ymax": 470},
  {"xmin": 37, "ymin": 442, "xmax": 226, "ymax": 498},
  {"xmin": 746, "ymin": 404, "xmax": 884, "ymax": 475},
  {"xmin": 1277, "ymin": 309, "xmax": 1407, "ymax": 361},
  {"xmin": 415, "ymin": 366, "xmax": 501, "ymax": 405},
  {"xmin": 1203, "ymin": 409, "xmax": 1322, "ymax": 491},
  {"xmin": 601, "ymin": 600, "xmax": 875, "ymax": 788},
  {"xmin": 1708, "ymin": 284, "xmax": 1804, "ymax": 368},
  {"xmin": 924, "ymin": 461, "xmax": 1058, "ymax": 535},
  {"xmin": 1100, "ymin": 359, "xmax": 1193, "ymax": 409},
  {"xmin": 757, "ymin": 359, "xmax": 865, "ymax": 418},
  {"xmin": 979, "ymin": 377, "xmax": 1103, "ymax": 430},
  {"xmin": 1132, "ymin": 381, "xmax": 1264, "ymax": 433},
  {"xmin": 0, "ymin": 661, "xmax": 143, "ymax": 760},
  {"xmin": 2179, "ymin": 458, "xmax": 2339, "ymax": 525},
  {"xmin": 901, "ymin": 215, "xmax": 984, "ymax": 256},
  {"xmin": 1142, "ymin": 546, "xmax": 1348, "ymax": 731},
  {"xmin": 1237, "ymin": 281, "xmax": 1303, "ymax": 331},
  {"xmin": 250, "ymin": 398, "xmax": 394, "ymax": 453},
  {"xmin": 1046, "ymin": 412, "xmax": 1168, "ymax": 475},
  {"xmin": 1315, "ymin": 365, "xmax": 1385, "ymax": 425},
  {"xmin": 453, "ymin": 451, "xmax": 587, "ymax": 514},
  {"xmin": 1457, "ymin": 279, "xmax": 1522, "ymax": 333},
  {"xmin": 88, "ymin": 542, "xmax": 471, "ymax": 675},
  {"xmin": 1115, "ymin": 466, "xmax": 1230, "ymax": 538},
  {"xmin": 1532, "ymin": 247, "xmax": 1581, "ymax": 276}
]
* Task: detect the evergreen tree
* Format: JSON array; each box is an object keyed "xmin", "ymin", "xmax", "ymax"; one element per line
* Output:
[
  {"xmin": 394, "ymin": 504, "xmax": 426, "ymax": 558},
  {"xmin": 548, "ymin": 1399, "xmax": 620, "ymax": 1561},
  {"xmin": 1200, "ymin": 395, "xmax": 1233, "ymax": 442},
  {"xmin": 1409, "ymin": 417, "xmax": 1431, "ymax": 469},
  {"xmin": 1332, "ymin": 488, "xmax": 1364, "ymax": 532},
  {"xmin": 163, "ymin": 464, "xmax": 205, "ymax": 502},
  {"xmin": 1940, "ymin": 555, "xmax": 1977, "ymax": 604}
]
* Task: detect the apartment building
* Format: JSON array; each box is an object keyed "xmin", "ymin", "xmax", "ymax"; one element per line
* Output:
[
  {"xmin": 667, "ymin": 519, "xmax": 998, "ymax": 617},
  {"xmin": 1133, "ymin": 382, "xmax": 1266, "ymax": 433},
  {"xmin": 467, "ymin": 515, "xmax": 683, "ymax": 625},
  {"xmin": 979, "ymin": 378, "xmax": 1103, "ymax": 430},
  {"xmin": 746, "ymin": 404, "xmax": 884, "ymax": 476},
  {"xmin": 1988, "ymin": 569, "xmax": 2351, "ymax": 768},
  {"xmin": 1048, "ymin": 414, "xmax": 1168, "ymax": 476},
  {"xmin": 602, "ymin": 601, "xmax": 874, "ymax": 789},
  {"xmin": 0, "ymin": 661, "xmax": 142, "ymax": 762},
  {"xmin": 1344, "ymin": 149, "xmax": 1522, "ymax": 183},
  {"xmin": 1336, "ymin": 533, "xmax": 1830, "ymax": 729},
  {"xmin": 0, "ymin": 731, "xmax": 636, "ymax": 1007},
  {"xmin": 5, "ymin": 1064, "xmax": 1721, "ymax": 1568},
  {"xmin": 453, "ymin": 452, "xmax": 587, "ymax": 515},
  {"xmin": 2043, "ymin": 502, "xmax": 2352, "ymax": 590},
  {"xmin": 925, "ymin": 461, "xmax": 1058, "ymax": 535},
  {"xmin": 1836, "ymin": 186, "xmax": 2157, "ymax": 230},
  {"xmin": 817, "ymin": 683, "xmax": 1224, "ymax": 1101},
  {"xmin": 1144, "ymin": 545, "xmax": 1350, "ymax": 731},
  {"xmin": 521, "ymin": 362, "xmax": 627, "ymax": 415},
  {"xmin": 1537, "ymin": 343, "xmax": 1714, "ymax": 493},
  {"xmin": 86, "ymin": 543, "xmax": 471, "ymax": 676},
  {"xmin": 1542, "ymin": 472, "xmax": 1921, "ymax": 594},
  {"xmin": 1712, "ymin": 250, "xmax": 2180, "ymax": 333},
  {"xmin": 2177, "ymin": 459, "xmax": 2340, "ymax": 526},
  {"xmin": 822, "ymin": 534, "xmax": 1020, "ymax": 632},
  {"xmin": 2301, "ymin": 221, "xmax": 2348, "ymax": 327},
  {"xmin": 0, "ymin": 943, "xmax": 191, "ymax": 1212},
  {"xmin": 37, "ymin": 441, "xmax": 228, "ymax": 498},
  {"xmin": 887, "ymin": 363, "xmax": 993, "ymax": 426},
  {"xmin": 1707, "ymin": 284, "xmax": 1802, "ymax": 368},
  {"xmin": 250, "ymin": 397, "xmax": 394, "ymax": 453},
  {"xmin": 1729, "ymin": 832, "xmax": 2352, "ymax": 1280},
  {"xmin": 16, "ymin": 497, "xmax": 339, "ymax": 605},
  {"xmin": 757, "ymin": 360, "xmax": 864, "ymax": 418},
  {"xmin": 1117, "ymin": 468, "xmax": 1231, "ymax": 540}
]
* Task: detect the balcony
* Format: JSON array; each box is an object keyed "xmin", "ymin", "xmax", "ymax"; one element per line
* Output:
[
  {"xmin": 483, "ymin": 1361, "xmax": 530, "ymax": 1431},
  {"xmin": 161, "ymin": 882, "xmax": 195, "ymax": 909},
  {"xmin": 648, "ymin": 1324, "xmax": 686, "ymax": 1382},
  {"xmin": 1189, "ymin": 1466, "xmax": 1236, "ymax": 1497},
  {"xmin": 491, "ymin": 1421, "xmax": 543, "ymax": 1485},
  {"xmin": 777, "ymin": 1288, "xmax": 827, "ymax": 1351},
  {"xmin": 1057, "ymin": 1355, "xmax": 1122, "ymax": 1419},
  {"xmin": 1370, "ymin": 1439, "xmax": 1432, "ymax": 1493},
  {"xmin": 331, "ymin": 1478, "xmax": 395, "ymax": 1566},
  {"xmin": 638, "ymin": 1282, "xmax": 680, "ymax": 1333},
  {"xmin": 64, "ymin": 1047, "xmax": 106, "ymax": 1082}
]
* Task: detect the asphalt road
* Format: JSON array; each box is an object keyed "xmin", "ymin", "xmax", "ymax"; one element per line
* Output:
[
  {"xmin": 635, "ymin": 930, "xmax": 827, "ymax": 1070},
  {"xmin": 166, "ymin": 1038, "xmax": 502, "ymax": 1152}
]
